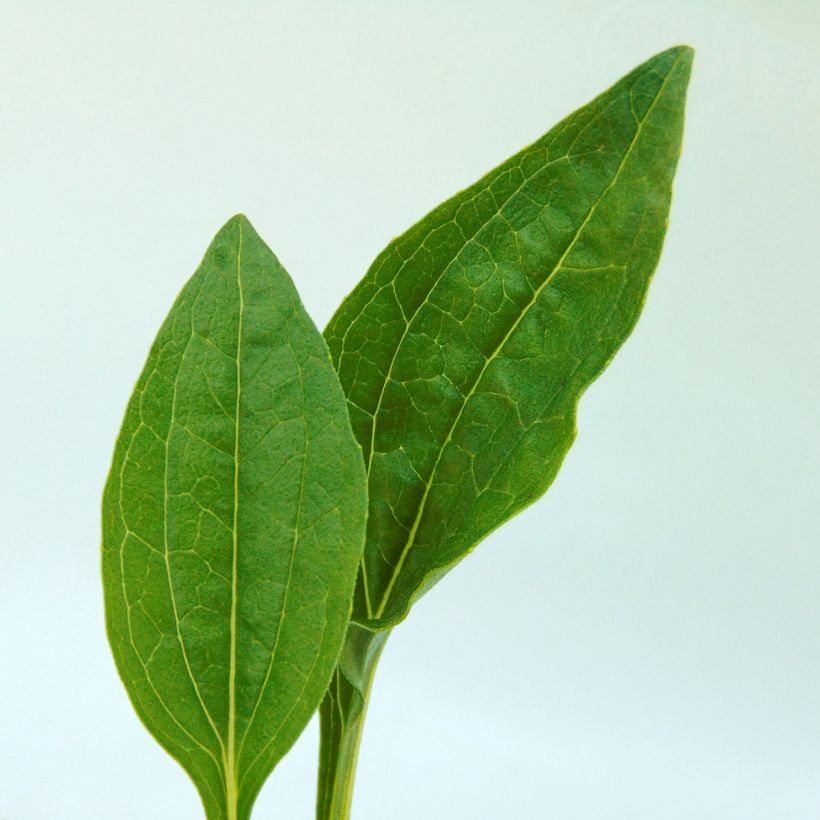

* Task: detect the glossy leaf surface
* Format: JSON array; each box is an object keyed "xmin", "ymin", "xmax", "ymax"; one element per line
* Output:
[
  {"xmin": 325, "ymin": 46, "xmax": 692, "ymax": 629},
  {"xmin": 102, "ymin": 215, "xmax": 366, "ymax": 820}
]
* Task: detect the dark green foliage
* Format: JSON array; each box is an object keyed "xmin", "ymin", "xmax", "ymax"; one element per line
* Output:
[
  {"xmin": 324, "ymin": 46, "xmax": 692, "ymax": 629},
  {"xmin": 102, "ymin": 216, "xmax": 367, "ymax": 820}
]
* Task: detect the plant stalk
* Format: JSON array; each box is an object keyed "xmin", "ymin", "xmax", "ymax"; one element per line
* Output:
[{"xmin": 316, "ymin": 622, "xmax": 390, "ymax": 820}]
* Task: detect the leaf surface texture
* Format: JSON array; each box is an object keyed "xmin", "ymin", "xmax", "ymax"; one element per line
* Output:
[
  {"xmin": 325, "ymin": 47, "xmax": 692, "ymax": 628},
  {"xmin": 102, "ymin": 215, "xmax": 366, "ymax": 819}
]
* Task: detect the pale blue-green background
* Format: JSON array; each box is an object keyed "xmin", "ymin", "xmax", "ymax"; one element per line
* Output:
[{"xmin": 1, "ymin": 1, "xmax": 818, "ymax": 818}]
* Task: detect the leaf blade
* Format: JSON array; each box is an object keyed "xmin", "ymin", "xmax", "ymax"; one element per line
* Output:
[
  {"xmin": 325, "ymin": 46, "xmax": 692, "ymax": 628},
  {"xmin": 102, "ymin": 215, "xmax": 367, "ymax": 819}
]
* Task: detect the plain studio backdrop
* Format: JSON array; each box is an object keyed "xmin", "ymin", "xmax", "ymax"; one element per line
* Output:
[{"xmin": 1, "ymin": 1, "xmax": 818, "ymax": 818}]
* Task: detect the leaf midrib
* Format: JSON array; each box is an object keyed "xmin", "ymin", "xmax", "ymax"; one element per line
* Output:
[
  {"xmin": 373, "ymin": 56, "xmax": 683, "ymax": 621},
  {"xmin": 225, "ymin": 220, "xmax": 245, "ymax": 817}
]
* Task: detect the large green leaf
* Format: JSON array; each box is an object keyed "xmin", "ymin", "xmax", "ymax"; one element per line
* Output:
[
  {"xmin": 324, "ymin": 46, "xmax": 692, "ymax": 629},
  {"xmin": 102, "ymin": 215, "xmax": 366, "ymax": 820}
]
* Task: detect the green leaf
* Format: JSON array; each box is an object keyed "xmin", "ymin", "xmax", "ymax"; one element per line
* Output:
[
  {"xmin": 102, "ymin": 215, "xmax": 367, "ymax": 820},
  {"xmin": 324, "ymin": 46, "xmax": 692, "ymax": 629}
]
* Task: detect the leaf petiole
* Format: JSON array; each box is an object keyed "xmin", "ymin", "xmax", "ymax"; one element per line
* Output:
[{"xmin": 317, "ymin": 624, "xmax": 390, "ymax": 820}]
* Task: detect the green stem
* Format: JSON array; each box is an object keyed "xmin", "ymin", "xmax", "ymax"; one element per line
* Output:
[{"xmin": 316, "ymin": 623, "xmax": 390, "ymax": 820}]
